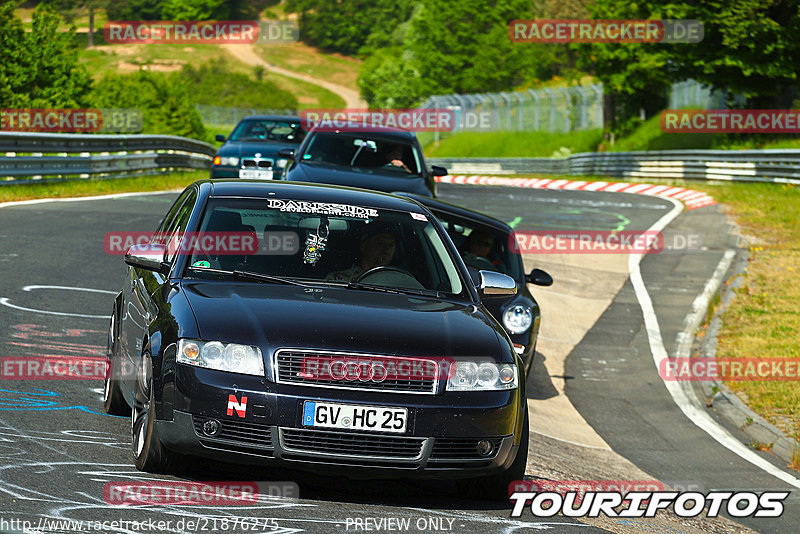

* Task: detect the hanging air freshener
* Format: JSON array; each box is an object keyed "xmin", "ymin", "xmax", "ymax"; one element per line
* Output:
[{"xmin": 303, "ymin": 219, "xmax": 329, "ymax": 264}]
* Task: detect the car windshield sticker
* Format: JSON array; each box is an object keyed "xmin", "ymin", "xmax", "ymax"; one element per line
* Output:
[
  {"xmin": 303, "ymin": 220, "xmax": 329, "ymax": 265},
  {"xmin": 410, "ymin": 213, "xmax": 427, "ymax": 221},
  {"xmin": 267, "ymin": 199, "xmax": 378, "ymax": 219},
  {"xmin": 191, "ymin": 260, "xmax": 211, "ymax": 268}
]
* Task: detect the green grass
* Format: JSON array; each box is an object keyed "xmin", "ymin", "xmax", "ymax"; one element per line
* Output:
[
  {"xmin": 0, "ymin": 172, "xmax": 207, "ymax": 203},
  {"xmin": 420, "ymin": 130, "xmax": 604, "ymax": 158},
  {"xmin": 252, "ymin": 42, "xmax": 362, "ymax": 91}
]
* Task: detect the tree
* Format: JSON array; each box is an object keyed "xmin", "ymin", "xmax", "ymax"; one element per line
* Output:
[
  {"xmin": 408, "ymin": 0, "xmax": 537, "ymax": 96},
  {"xmin": 0, "ymin": 2, "xmax": 91, "ymax": 108},
  {"xmin": 43, "ymin": 0, "xmax": 112, "ymax": 47}
]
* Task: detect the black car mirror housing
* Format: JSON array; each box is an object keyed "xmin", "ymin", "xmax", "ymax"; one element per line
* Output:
[
  {"xmin": 430, "ymin": 165, "xmax": 448, "ymax": 177},
  {"xmin": 215, "ymin": 134, "xmax": 226, "ymax": 142},
  {"xmin": 527, "ymin": 268, "xmax": 553, "ymax": 286},
  {"xmin": 125, "ymin": 244, "xmax": 170, "ymax": 274},
  {"xmin": 277, "ymin": 148, "xmax": 296, "ymax": 159}
]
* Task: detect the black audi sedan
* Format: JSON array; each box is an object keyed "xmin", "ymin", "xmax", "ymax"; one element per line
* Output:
[
  {"xmin": 210, "ymin": 115, "xmax": 306, "ymax": 180},
  {"xmin": 104, "ymin": 179, "xmax": 528, "ymax": 499},
  {"xmin": 281, "ymin": 125, "xmax": 447, "ymax": 197},
  {"xmin": 398, "ymin": 195, "xmax": 553, "ymax": 376}
]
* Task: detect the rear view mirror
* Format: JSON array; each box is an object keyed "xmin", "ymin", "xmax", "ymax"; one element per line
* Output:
[
  {"xmin": 215, "ymin": 134, "xmax": 226, "ymax": 142},
  {"xmin": 125, "ymin": 244, "xmax": 169, "ymax": 274},
  {"xmin": 527, "ymin": 268, "xmax": 553, "ymax": 286},
  {"xmin": 430, "ymin": 165, "xmax": 448, "ymax": 177},
  {"xmin": 277, "ymin": 148, "xmax": 295, "ymax": 159}
]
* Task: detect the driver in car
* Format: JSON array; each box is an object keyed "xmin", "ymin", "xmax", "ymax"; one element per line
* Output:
[
  {"xmin": 327, "ymin": 224, "xmax": 397, "ymax": 281},
  {"xmin": 385, "ymin": 146, "xmax": 411, "ymax": 173}
]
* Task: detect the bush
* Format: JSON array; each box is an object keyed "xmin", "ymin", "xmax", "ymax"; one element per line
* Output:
[{"xmin": 89, "ymin": 71, "xmax": 206, "ymax": 139}]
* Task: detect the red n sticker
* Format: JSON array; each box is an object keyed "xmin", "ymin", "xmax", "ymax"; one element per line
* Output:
[{"xmin": 226, "ymin": 395, "xmax": 247, "ymax": 417}]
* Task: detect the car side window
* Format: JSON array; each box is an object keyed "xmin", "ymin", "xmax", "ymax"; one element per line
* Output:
[
  {"xmin": 154, "ymin": 189, "xmax": 193, "ymax": 237},
  {"xmin": 164, "ymin": 190, "xmax": 197, "ymax": 264}
]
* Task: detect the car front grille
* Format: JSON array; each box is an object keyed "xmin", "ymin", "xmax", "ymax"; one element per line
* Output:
[
  {"xmin": 281, "ymin": 428, "xmax": 426, "ymax": 459},
  {"xmin": 274, "ymin": 349, "xmax": 438, "ymax": 394},
  {"xmin": 193, "ymin": 415, "xmax": 273, "ymax": 448},
  {"xmin": 241, "ymin": 158, "xmax": 273, "ymax": 168},
  {"xmin": 430, "ymin": 437, "xmax": 504, "ymax": 460}
]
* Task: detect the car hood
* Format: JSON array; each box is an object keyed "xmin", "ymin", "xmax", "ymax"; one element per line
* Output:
[
  {"xmin": 290, "ymin": 163, "xmax": 431, "ymax": 196},
  {"xmin": 181, "ymin": 281, "xmax": 506, "ymax": 359},
  {"xmin": 218, "ymin": 141, "xmax": 293, "ymax": 158}
]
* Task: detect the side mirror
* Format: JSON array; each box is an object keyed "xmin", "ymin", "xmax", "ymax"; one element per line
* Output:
[
  {"xmin": 430, "ymin": 165, "xmax": 448, "ymax": 177},
  {"xmin": 277, "ymin": 148, "xmax": 296, "ymax": 159},
  {"xmin": 477, "ymin": 270, "xmax": 517, "ymax": 297},
  {"xmin": 527, "ymin": 268, "xmax": 553, "ymax": 286},
  {"xmin": 215, "ymin": 134, "xmax": 226, "ymax": 142},
  {"xmin": 125, "ymin": 244, "xmax": 169, "ymax": 274}
]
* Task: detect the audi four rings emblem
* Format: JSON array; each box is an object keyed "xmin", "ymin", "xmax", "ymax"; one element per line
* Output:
[{"xmin": 302, "ymin": 360, "xmax": 388, "ymax": 382}]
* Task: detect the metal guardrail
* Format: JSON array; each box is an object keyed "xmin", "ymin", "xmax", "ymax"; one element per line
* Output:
[
  {"xmin": 0, "ymin": 132, "xmax": 215, "ymax": 184},
  {"xmin": 430, "ymin": 150, "xmax": 800, "ymax": 185}
]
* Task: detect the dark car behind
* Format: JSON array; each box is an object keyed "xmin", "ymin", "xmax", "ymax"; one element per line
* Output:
[
  {"xmin": 211, "ymin": 115, "xmax": 306, "ymax": 180},
  {"xmin": 282, "ymin": 125, "xmax": 447, "ymax": 197},
  {"xmin": 399, "ymin": 194, "xmax": 553, "ymax": 376}
]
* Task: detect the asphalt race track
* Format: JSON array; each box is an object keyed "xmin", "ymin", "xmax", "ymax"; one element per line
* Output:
[{"xmin": 0, "ymin": 182, "xmax": 797, "ymax": 533}]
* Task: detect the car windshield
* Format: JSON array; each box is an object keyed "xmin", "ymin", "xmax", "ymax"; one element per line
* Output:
[
  {"xmin": 301, "ymin": 132, "xmax": 422, "ymax": 175},
  {"xmin": 183, "ymin": 197, "xmax": 464, "ymax": 296},
  {"xmin": 436, "ymin": 215, "xmax": 524, "ymax": 282},
  {"xmin": 229, "ymin": 119, "xmax": 305, "ymax": 143}
]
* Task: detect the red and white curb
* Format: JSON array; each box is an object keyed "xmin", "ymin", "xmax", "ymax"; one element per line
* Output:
[{"xmin": 436, "ymin": 175, "xmax": 716, "ymax": 210}]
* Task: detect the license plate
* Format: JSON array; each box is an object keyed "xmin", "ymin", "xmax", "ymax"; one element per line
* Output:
[
  {"xmin": 239, "ymin": 169, "xmax": 273, "ymax": 179},
  {"xmin": 302, "ymin": 401, "xmax": 407, "ymax": 433}
]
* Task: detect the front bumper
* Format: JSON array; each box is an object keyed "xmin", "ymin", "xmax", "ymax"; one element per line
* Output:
[{"xmin": 156, "ymin": 365, "xmax": 524, "ymax": 479}]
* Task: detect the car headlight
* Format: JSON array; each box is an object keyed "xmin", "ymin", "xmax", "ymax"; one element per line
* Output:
[
  {"xmin": 213, "ymin": 156, "xmax": 239, "ymax": 167},
  {"xmin": 276, "ymin": 158, "xmax": 288, "ymax": 168},
  {"xmin": 446, "ymin": 361, "xmax": 517, "ymax": 391},
  {"xmin": 503, "ymin": 305, "xmax": 532, "ymax": 334},
  {"xmin": 177, "ymin": 339, "xmax": 263, "ymax": 376}
]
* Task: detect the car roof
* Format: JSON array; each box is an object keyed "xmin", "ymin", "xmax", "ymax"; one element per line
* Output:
[
  {"xmin": 308, "ymin": 124, "xmax": 416, "ymax": 140},
  {"xmin": 237, "ymin": 115, "xmax": 304, "ymax": 123},
  {"xmin": 398, "ymin": 193, "xmax": 511, "ymax": 233},
  {"xmin": 200, "ymin": 179, "xmax": 431, "ymax": 213}
]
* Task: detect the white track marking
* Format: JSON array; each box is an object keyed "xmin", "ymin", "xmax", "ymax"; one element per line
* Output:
[
  {"xmin": 1, "ymin": 286, "xmax": 114, "ymax": 319},
  {"xmin": 0, "ymin": 189, "xmax": 182, "ymax": 209},
  {"xmin": 22, "ymin": 285, "xmax": 115, "ymax": 295},
  {"xmin": 0, "ymin": 298, "xmax": 106, "ymax": 319},
  {"xmin": 630, "ymin": 197, "xmax": 800, "ymax": 489}
]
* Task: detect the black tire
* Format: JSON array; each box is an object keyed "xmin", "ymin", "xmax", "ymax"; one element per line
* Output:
[
  {"xmin": 460, "ymin": 409, "xmax": 529, "ymax": 501},
  {"xmin": 131, "ymin": 352, "xmax": 182, "ymax": 473},
  {"xmin": 103, "ymin": 309, "xmax": 130, "ymax": 416}
]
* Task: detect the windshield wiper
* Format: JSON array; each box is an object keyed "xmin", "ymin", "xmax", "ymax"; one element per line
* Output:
[
  {"xmin": 346, "ymin": 280, "xmax": 443, "ymax": 298},
  {"xmin": 187, "ymin": 266, "xmax": 310, "ymax": 288},
  {"xmin": 232, "ymin": 270, "xmax": 312, "ymax": 287}
]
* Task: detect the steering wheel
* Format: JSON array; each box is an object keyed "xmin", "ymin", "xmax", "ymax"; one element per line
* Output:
[{"xmin": 354, "ymin": 266, "xmax": 412, "ymax": 283}]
